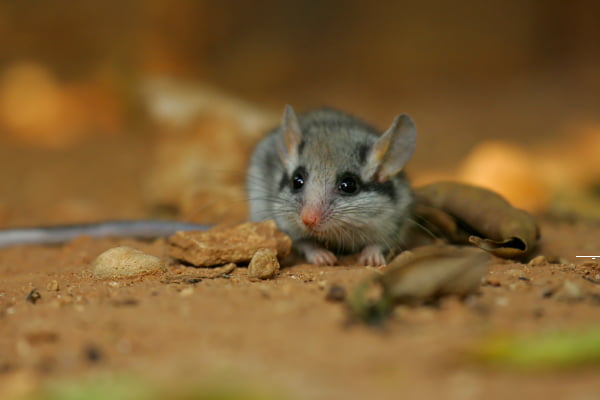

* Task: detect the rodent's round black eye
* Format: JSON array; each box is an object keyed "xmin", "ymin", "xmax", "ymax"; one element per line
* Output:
[
  {"xmin": 290, "ymin": 167, "xmax": 307, "ymax": 192},
  {"xmin": 338, "ymin": 175, "xmax": 359, "ymax": 195},
  {"xmin": 292, "ymin": 174, "xmax": 304, "ymax": 190}
]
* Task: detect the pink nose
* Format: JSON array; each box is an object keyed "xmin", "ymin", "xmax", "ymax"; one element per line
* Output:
[{"xmin": 301, "ymin": 207, "xmax": 321, "ymax": 227}]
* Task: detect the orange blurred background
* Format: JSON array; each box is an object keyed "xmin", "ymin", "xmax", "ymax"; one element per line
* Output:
[{"xmin": 0, "ymin": 1, "xmax": 598, "ymax": 222}]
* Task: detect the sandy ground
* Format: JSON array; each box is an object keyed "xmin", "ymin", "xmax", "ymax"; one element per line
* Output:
[{"xmin": 0, "ymin": 131, "xmax": 599, "ymax": 400}]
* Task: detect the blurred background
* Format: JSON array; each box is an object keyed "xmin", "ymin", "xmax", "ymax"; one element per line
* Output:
[{"xmin": 0, "ymin": 0, "xmax": 599, "ymax": 227}]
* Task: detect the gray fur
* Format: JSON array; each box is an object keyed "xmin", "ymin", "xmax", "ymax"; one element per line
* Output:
[{"xmin": 247, "ymin": 106, "xmax": 416, "ymax": 259}]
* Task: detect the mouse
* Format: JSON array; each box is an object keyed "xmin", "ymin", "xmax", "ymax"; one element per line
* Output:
[{"xmin": 246, "ymin": 105, "xmax": 417, "ymax": 266}]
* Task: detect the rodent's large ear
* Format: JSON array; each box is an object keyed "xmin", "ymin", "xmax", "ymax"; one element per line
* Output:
[
  {"xmin": 277, "ymin": 104, "xmax": 302, "ymax": 167},
  {"xmin": 364, "ymin": 113, "xmax": 416, "ymax": 182}
]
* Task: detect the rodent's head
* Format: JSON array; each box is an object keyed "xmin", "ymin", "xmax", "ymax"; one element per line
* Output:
[{"xmin": 272, "ymin": 105, "xmax": 416, "ymax": 252}]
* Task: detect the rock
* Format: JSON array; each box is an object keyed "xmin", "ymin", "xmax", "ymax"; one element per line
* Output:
[
  {"xmin": 248, "ymin": 248, "xmax": 280, "ymax": 279},
  {"xmin": 528, "ymin": 255, "xmax": 547, "ymax": 266},
  {"xmin": 92, "ymin": 246, "xmax": 165, "ymax": 279},
  {"xmin": 168, "ymin": 220, "xmax": 291, "ymax": 267},
  {"xmin": 46, "ymin": 280, "xmax": 59, "ymax": 292},
  {"xmin": 162, "ymin": 263, "xmax": 237, "ymax": 284}
]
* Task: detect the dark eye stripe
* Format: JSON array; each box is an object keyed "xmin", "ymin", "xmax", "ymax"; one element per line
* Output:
[
  {"xmin": 278, "ymin": 171, "xmax": 289, "ymax": 191},
  {"xmin": 356, "ymin": 143, "xmax": 370, "ymax": 165},
  {"xmin": 297, "ymin": 140, "xmax": 306, "ymax": 156},
  {"xmin": 335, "ymin": 171, "xmax": 397, "ymax": 201},
  {"xmin": 362, "ymin": 180, "xmax": 396, "ymax": 201}
]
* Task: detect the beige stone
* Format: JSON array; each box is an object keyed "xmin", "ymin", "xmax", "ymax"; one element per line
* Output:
[
  {"xmin": 248, "ymin": 248, "xmax": 280, "ymax": 279},
  {"xmin": 168, "ymin": 220, "xmax": 291, "ymax": 267},
  {"xmin": 92, "ymin": 246, "xmax": 165, "ymax": 279}
]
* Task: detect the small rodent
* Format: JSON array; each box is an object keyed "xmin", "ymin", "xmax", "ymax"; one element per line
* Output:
[
  {"xmin": 246, "ymin": 105, "xmax": 416, "ymax": 266},
  {"xmin": 0, "ymin": 105, "xmax": 416, "ymax": 260}
]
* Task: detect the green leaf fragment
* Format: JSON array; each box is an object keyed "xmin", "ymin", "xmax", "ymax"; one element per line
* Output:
[{"xmin": 473, "ymin": 328, "xmax": 600, "ymax": 369}]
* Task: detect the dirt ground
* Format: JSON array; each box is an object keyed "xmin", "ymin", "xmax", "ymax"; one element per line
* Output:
[{"xmin": 0, "ymin": 124, "xmax": 599, "ymax": 400}]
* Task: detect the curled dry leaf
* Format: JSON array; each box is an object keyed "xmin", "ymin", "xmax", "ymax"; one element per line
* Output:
[
  {"xmin": 381, "ymin": 245, "xmax": 490, "ymax": 303},
  {"xmin": 347, "ymin": 245, "xmax": 490, "ymax": 324},
  {"xmin": 414, "ymin": 182, "xmax": 540, "ymax": 258}
]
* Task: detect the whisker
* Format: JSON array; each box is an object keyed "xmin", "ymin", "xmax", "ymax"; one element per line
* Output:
[{"xmin": 406, "ymin": 216, "xmax": 440, "ymax": 241}]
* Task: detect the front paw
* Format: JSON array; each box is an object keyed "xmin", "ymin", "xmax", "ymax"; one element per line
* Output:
[
  {"xmin": 306, "ymin": 248, "xmax": 338, "ymax": 266},
  {"xmin": 358, "ymin": 245, "xmax": 387, "ymax": 266}
]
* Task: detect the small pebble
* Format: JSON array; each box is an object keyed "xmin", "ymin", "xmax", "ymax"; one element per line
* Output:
[
  {"xmin": 46, "ymin": 280, "xmax": 59, "ymax": 292},
  {"xmin": 180, "ymin": 287, "xmax": 195, "ymax": 297},
  {"xmin": 248, "ymin": 248, "xmax": 280, "ymax": 279},
  {"xmin": 528, "ymin": 255, "xmax": 547, "ymax": 266},
  {"xmin": 325, "ymin": 284, "xmax": 346, "ymax": 302},
  {"xmin": 25, "ymin": 289, "xmax": 41, "ymax": 304},
  {"xmin": 92, "ymin": 246, "xmax": 165, "ymax": 279}
]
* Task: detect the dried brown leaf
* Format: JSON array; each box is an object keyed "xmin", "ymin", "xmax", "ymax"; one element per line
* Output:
[
  {"xmin": 381, "ymin": 245, "xmax": 490, "ymax": 304},
  {"xmin": 347, "ymin": 245, "xmax": 490, "ymax": 324},
  {"xmin": 414, "ymin": 182, "xmax": 540, "ymax": 258}
]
